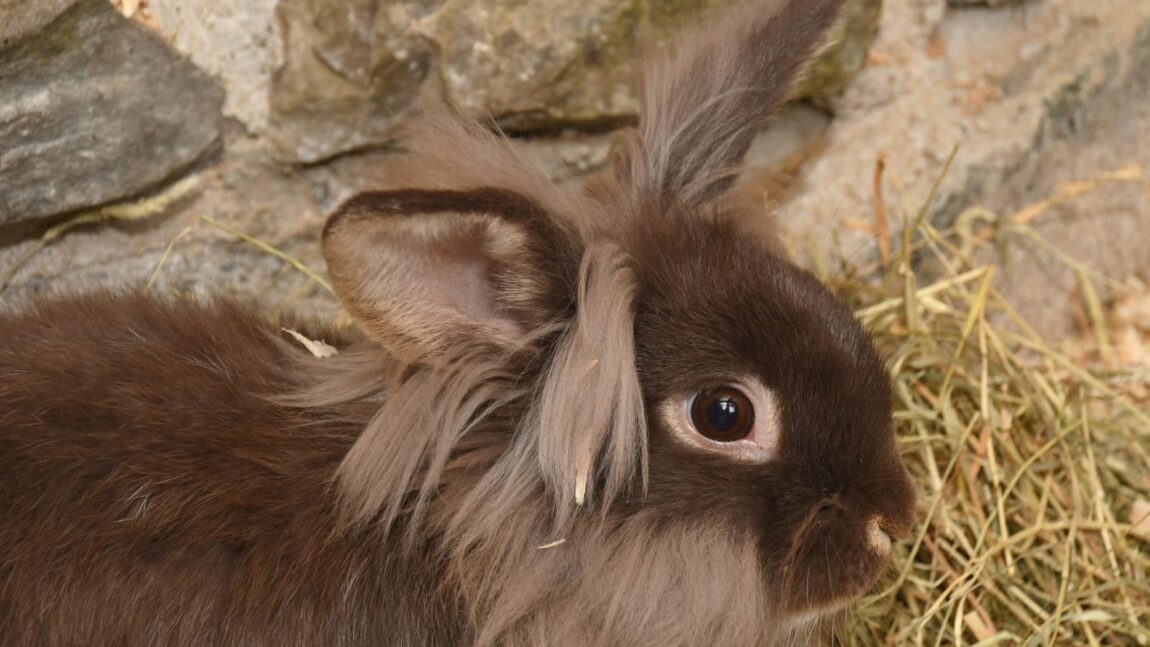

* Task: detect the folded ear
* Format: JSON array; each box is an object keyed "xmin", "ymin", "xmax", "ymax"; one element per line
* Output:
[
  {"xmin": 323, "ymin": 188, "xmax": 576, "ymax": 361},
  {"xmin": 623, "ymin": 0, "xmax": 845, "ymax": 208}
]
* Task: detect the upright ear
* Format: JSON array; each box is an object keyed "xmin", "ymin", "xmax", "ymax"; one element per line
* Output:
[
  {"xmin": 322, "ymin": 188, "xmax": 576, "ymax": 361},
  {"xmin": 623, "ymin": 0, "xmax": 845, "ymax": 207}
]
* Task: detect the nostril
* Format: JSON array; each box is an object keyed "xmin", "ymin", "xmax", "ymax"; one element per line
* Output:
[{"xmin": 876, "ymin": 514, "xmax": 910, "ymax": 540}]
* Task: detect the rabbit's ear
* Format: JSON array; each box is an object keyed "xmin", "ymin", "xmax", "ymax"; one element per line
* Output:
[
  {"xmin": 621, "ymin": 0, "xmax": 844, "ymax": 208},
  {"xmin": 323, "ymin": 188, "xmax": 573, "ymax": 361}
]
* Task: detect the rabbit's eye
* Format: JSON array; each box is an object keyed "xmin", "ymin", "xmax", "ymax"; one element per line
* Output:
[
  {"xmin": 663, "ymin": 379, "xmax": 778, "ymax": 462},
  {"xmin": 690, "ymin": 387, "xmax": 755, "ymax": 442}
]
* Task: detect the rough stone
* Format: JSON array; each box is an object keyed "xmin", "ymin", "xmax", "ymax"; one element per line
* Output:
[
  {"xmin": 0, "ymin": 0, "xmax": 224, "ymax": 226},
  {"xmin": 6, "ymin": 0, "xmax": 1145, "ymax": 343},
  {"xmin": 971, "ymin": 20, "xmax": 1150, "ymax": 338},
  {"xmin": 268, "ymin": 0, "xmax": 881, "ymax": 163},
  {"xmin": 0, "ymin": 122, "xmax": 625, "ymax": 315},
  {"xmin": 0, "ymin": 0, "xmax": 76, "ymax": 47},
  {"xmin": 764, "ymin": 0, "xmax": 1150, "ymax": 336},
  {"xmin": 805, "ymin": 0, "xmax": 883, "ymax": 105},
  {"xmin": 266, "ymin": 0, "xmax": 439, "ymax": 163},
  {"xmin": 0, "ymin": 131, "xmax": 339, "ymax": 317},
  {"xmin": 143, "ymin": 0, "xmax": 283, "ymax": 134}
]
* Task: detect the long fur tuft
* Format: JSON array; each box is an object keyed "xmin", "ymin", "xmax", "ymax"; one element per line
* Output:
[
  {"xmin": 531, "ymin": 240, "xmax": 647, "ymax": 522},
  {"xmin": 622, "ymin": 0, "xmax": 845, "ymax": 208}
]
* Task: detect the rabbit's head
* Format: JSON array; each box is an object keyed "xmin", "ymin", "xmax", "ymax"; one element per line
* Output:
[{"xmin": 318, "ymin": 0, "xmax": 915, "ymax": 642}]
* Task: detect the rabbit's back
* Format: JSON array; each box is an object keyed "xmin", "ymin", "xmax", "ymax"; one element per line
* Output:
[{"xmin": 0, "ymin": 292, "xmax": 461, "ymax": 647}]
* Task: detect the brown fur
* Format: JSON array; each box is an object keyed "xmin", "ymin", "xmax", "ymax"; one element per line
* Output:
[
  {"xmin": 0, "ymin": 294, "xmax": 462, "ymax": 646},
  {"xmin": 0, "ymin": 1, "xmax": 915, "ymax": 645}
]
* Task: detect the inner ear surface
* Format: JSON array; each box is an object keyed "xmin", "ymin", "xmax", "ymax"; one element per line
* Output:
[
  {"xmin": 426, "ymin": 224, "xmax": 511, "ymax": 327},
  {"xmin": 323, "ymin": 189, "xmax": 571, "ymax": 361},
  {"xmin": 370, "ymin": 211, "xmax": 532, "ymax": 339}
]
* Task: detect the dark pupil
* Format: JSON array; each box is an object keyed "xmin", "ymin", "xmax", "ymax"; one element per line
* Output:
[
  {"xmin": 707, "ymin": 397, "xmax": 740, "ymax": 431},
  {"xmin": 690, "ymin": 387, "xmax": 754, "ymax": 442}
]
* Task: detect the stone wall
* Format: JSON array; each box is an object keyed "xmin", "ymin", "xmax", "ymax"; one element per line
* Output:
[{"xmin": 2, "ymin": 0, "xmax": 1148, "ymax": 338}]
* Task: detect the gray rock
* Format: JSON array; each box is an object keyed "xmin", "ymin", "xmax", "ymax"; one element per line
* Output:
[
  {"xmin": 144, "ymin": 0, "xmax": 283, "ymax": 134},
  {"xmin": 970, "ymin": 19, "xmax": 1150, "ymax": 338},
  {"xmin": 268, "ymin": 0, "xmax": 882, "ymax": 163},
  {"xmin": 0, "ymin": 0, "xmax": 224, "ymax": 226},
  {"xmin": 0, "ymin": 133, "xmax": 338, "ymax": 316},
  {"xmin": 771, "ymin": 0, "xmax": 1150, "ymax": 338},
  {"xmin": 0, "ymin": 0, "xmax": 76, "ymax": 47},
  {"xmin": 6, "ymin": 0, "xmax": 1146, "ymax": 345},
  {"xmin": 804, "ymin": 0, "xmax": 883, "ymax": 104},
  {"xmin": 268, "ymin": 0, "xmax": 438, "ymax": 164}
]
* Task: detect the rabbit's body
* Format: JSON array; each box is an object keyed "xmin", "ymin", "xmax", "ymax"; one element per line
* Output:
[
  {"xmin": 0, "ymin": 293, "xmax": 461, "ymax": 646},
  {"xmin": 0, "ymin": 1, "xmax": 917, "ymax": 645}
]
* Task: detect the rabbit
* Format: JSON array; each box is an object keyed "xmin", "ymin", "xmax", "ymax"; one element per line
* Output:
[{"xmin": 0, "ymin": 0, "xmax": 917, "ymax": 645}]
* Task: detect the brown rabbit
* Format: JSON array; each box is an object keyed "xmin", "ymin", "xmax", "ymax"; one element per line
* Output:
[{"xmin": 0, "ymin": 0, "xmax": 916, "ymax": 645}]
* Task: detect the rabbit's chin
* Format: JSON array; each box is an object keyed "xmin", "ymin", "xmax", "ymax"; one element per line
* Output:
[
  {"xmin": 774, "ymin": 571, "xmax": 882, "ymax": 638},
  {"xmin": 775, "ymin": 605, "xmax": 850, "ymax": 645}
]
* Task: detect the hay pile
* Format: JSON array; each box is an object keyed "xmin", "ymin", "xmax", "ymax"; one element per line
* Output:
[{"xmin": 834, "ymin": 162, "xmax": 1150, "ymax": 646}]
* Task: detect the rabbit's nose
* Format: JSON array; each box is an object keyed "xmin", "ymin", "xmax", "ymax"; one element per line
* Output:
[{"xmin": 867, "ymin": 517, "xmax": 892, "ymax": 555}]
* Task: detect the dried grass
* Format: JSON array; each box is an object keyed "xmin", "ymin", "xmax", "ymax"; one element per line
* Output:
[{"xmin": 833, "ymin": 162, "xmax": 1150, "ymax": 646}]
